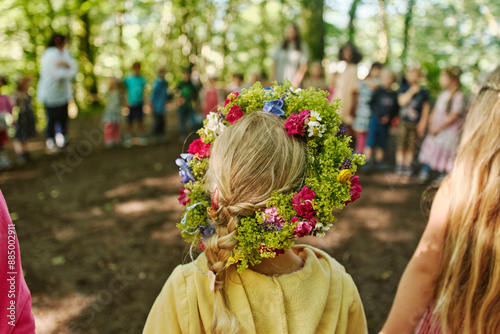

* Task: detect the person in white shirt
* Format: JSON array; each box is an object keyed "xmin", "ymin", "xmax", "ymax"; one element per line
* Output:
[{"xmin": 37, "ymin": 33, "xmax": 77, "ymax": 153}]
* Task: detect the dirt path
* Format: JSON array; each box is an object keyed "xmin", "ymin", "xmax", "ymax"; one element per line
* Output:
[{"xmin": 0, "ymin": 113, "xmax": 427, "ymax": 333}]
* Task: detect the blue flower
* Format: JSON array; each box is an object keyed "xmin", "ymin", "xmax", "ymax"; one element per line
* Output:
[
  {"xmin": 263, "ymin": 98, "xmax": 285, "ymax": 117},
  {"xmin": 176, "ymin": 153, "xmax": 195, "ymax": 184},
  {"xmin": 198, "ymin": 225, "xmax": 216, "ymax": 239}
]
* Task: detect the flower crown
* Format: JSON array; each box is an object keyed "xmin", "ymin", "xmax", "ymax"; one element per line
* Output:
[{"xmin": 176, "ymin": 82, "xmax": 365, "ymax": 273}]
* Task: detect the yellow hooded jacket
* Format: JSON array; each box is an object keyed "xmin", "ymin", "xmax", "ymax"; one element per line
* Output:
[{"xmin": 143, "ymin": 245, "xmax": 368, "ymax": 334}]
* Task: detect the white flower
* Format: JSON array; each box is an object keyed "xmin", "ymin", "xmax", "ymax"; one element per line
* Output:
[
  {"xmin": 204, "ymin": 112, "xmax": 226, "ymax": 136},
  {"xmin": 309, "ymin": 110, "xmax": 322, "ymax": 123},
  {"xmin": 307, "ymin": 123, "xmax": 326, "ymax": 137},
  {"xmin": 291, "ymin": 87, "xmax": 302, "ymax": 94}
]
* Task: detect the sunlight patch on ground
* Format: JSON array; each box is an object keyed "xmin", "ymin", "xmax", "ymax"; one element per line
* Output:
[
  {"xmin": 299, "ymin": 218, "xmax": 354, "ymax": 249},
  {"xmin": 114, "ymin": 194, "xmax": 182, "ymax": 215},
  {"xmin": 351, "ymin": 207, "xmax": 392, "ymax": 229},
  {"xmin": 104, "ymin": 174, "xmax": 181, "ymax": 198},
  {"xmin": 151, "ymin": 223, "xmax": 183, "ymax": 242},
  {"xmin": 32, "ymin": 292, "xmax": 96, "ymax": 334},
  {"xmin": 372, "ymin": 230, "xmax": 415, "ymax": 242},
  {"xmin": 53, "ymin": 226, "xmax": 78, "ymax": 242}
]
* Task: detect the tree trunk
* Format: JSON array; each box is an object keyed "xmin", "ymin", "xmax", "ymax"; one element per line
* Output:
[
  {"xmin": 347, "ymin": 0, "xmax": 361, "ymax": 43},
  {"xmin": 300, "ymin": 0, "xmax": 325, "ymax": 61},
  {"xmin": 78, "ymin": 0, "xmax": 99, "ymax": 105},
  {"xmin": 376, "ymin": 0, "xmax": 389, "ymax": 64},
  {"xmin": 401, "ymin": 0, "xmax": 415, "ymax": 69}
]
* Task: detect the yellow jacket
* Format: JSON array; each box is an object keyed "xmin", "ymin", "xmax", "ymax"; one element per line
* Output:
[{"xmin": 143, "ymin": 245, "xmax": 367, "ymax": 334}]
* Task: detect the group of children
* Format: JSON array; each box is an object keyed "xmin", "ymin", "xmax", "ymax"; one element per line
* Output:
[
  {"xmin": 351, "ymin": 63, "xmax": 464, "ymax": 184},
  {"xmin": 0, "ymin": 75, "xmax": 37, "ymax": 170}
]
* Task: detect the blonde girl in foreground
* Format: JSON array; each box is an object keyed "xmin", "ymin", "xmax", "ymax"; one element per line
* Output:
[
  {"xmin": 143, "ymin": 83, "xmax": 368, "ymax": 333},
  {"xmin": 381, "ymin": 66, "xmax": 500, "ymax": 334}
]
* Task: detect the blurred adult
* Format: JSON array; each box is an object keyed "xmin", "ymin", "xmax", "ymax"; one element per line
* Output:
[
  {"xmin": 333, "ymin": 43, "xmax": 362, "ymax": 133},
  {"xmin": 37, "ymin": 33, "xmax": 77, "ymax": 153},
  {"xmin": 271, "ymin": 24, "xmax": 309, "ymax": 88}
]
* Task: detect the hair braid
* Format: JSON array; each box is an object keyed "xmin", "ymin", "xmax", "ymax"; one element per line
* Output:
[{"xmin": 205, "ymin": 206, "xmax": 239, "ymax": 334}]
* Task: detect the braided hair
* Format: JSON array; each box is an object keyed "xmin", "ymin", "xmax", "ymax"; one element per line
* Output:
[{"xmin": 203, "ymin": 112, "xmax": 307, "ymax": 333}]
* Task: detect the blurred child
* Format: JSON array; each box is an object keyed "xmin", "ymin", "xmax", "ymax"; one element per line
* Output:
[
  {"xmin": 176, "ymin": 67, "xmax": 197, "ymax": 141},
  {"xmin": 353, "ymin": 62, "xmax": 383, "ymax": 154},
  {"xmin": 327, "ymin": 72, "xmax": 337, "ymax": 103},
  {"xmin": 303, "ymin": 61, "xmax": 327, "ymax": 90},
  {"xmin": 124, "ymin": 62, "xmax": 147, "ymax": 147},
  {"xmin": 418, "ymin": 67, "xmax": 464, "ymax": 184},
  {"xmin": 0, "ymin": 76, "xmax": 12, "ymax": 170},
  {"xmin": 381, "ymin": 65, "xmax": 500, "ymax": 334},
  {"xmin": 396, "ymin": 66, "xmax": 430, "ymax": 177},
  {"xmin": 103, "ymin": 77, "xmax": 123, "ymax": 148},
  {"xmin": 226, "ymin": 73, "xmax": 246, "ymax": 93},
  {"xmin": 200, "ymin": 76, "xmax": 223, "ymax": 117},
  {"xmin": 365, "ymin": 68, "xmax": 399, "ymax": 169},
  {"xmin": 13, "ymin": 77, "xmax": 37, "ymax": 164},
  {"xmin": 150, "ymin": 67, "xmax": 169, "ymax": 143}
]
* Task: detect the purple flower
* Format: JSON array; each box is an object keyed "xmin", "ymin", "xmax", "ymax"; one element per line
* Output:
[
  {"xmin": 262, "ymin": 207, "xmax": 285, "ymax": 232},
  {"xmin": 263, "ymin": 98, "xmax": 285, "ymax": 117},
  {"xmin": 335, "ymin": 124, "xmax": 347, "ymax": 137},
  {"xmin": 339, "ymin": 158, "xmax": 352, "ymax": 170},
  {"xmin": 175, "ymin": 153, "xmax": 195, "ymax": 184}
]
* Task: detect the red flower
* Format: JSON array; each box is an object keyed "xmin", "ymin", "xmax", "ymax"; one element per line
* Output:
[
  {"xmin": 291, "ymin": 186, "xmax": 316, "ymax": 218},
  {"xmin": 284, "ymin": 110, "xmax": 310, "ymax": 136},
  {"xmin": 198, "ymin": 241, "xmax": 206, "ymax": 251},
  {"xmin": 258, "ymin": 243, "xmax": 285, "ymax": 256},
  {"xmin": 224, "ymin": 92, "xmax": 239, "ymax": 107},
  {"xmin": 187, "ymin": 139, "xmax": 211, "ymax": 158},
  {"xmin": 292, "ymin": 216, "xmax": 317, "ymax": 237},
  {"xmin": 226, "ymin": 105, "xmax": 244, "ymax": 124},
  {"xmin": 345, "ymin": 176, "xmax": 362, "ymax": 204},
  {"xmin": 178, "ymin": 189, "xmax": 191, "ymax": 205}
]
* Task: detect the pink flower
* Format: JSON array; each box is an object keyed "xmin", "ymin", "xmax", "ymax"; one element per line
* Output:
[
  {"xmin": 345, "ymin": 176, "xmax": 362, "ymax": 204},
  {"xmin": 178, "ymin": 189, "xmax": 191, "ymax": 205},
  {"xmin": 226, "ymin": 105, "xmax": 244, "ymax": 124},
  {"xmin": 187, "ymin": 139, "xmax": 211, "ymax": 158},
  {"xmin": 284, "ymin": 110, "xmax": 310, "ymax": 136},
  {"xmin": 291, "ymin": 186, "xmax": 316, "ymax": 218},
  {"xmin": 198, "ymin": 241, "xmax": 206, "ymax": 251},
  {"xmin": 224, "ymin": 92, "xmax": 239, "ymax": 107},
  {"xmin": 292, "ymin": 216, "xmax": 317, "ymax": 237},
  {"xmin": 262, "ymin": 207, "xmax": 285, "ymax": 231}
]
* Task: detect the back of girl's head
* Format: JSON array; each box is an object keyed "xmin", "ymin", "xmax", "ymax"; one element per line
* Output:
[
  {"xmin": 206, "ymin": 111, "xmax": 306, "ymax": 212},
  {"xmin": 203, "ymin": 111, "xmax": 307, "ymax": 333},
  {"xmin": 435, "ymin": 65, "xmax": 500, "ymax": 334}
]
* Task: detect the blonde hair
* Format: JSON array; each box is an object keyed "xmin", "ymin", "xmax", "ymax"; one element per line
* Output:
[
  {"xmin": 203, "ymin": 111, "xmax": 307, "ymax": 334},
  {"xmin": 434, "ymin": 66, "xmax": 500, "ymax": 333}
]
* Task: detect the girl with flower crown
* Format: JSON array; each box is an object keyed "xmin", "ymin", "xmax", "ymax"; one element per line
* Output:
[
  {"xmin": 144, "ymin": 84, "xmax": 367, "ymax": 334},
  {"xmin": 381, "ymin": 66, "xmax": 500, "ymax": 334}
]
